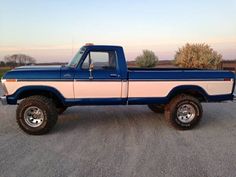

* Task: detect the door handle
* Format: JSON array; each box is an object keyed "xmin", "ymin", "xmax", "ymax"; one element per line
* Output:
[{"xmin": 110, "ymin": 74, "xmax": 119, "ymax": 77}]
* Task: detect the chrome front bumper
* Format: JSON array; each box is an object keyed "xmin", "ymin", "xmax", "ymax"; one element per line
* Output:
[{"xmin": 0, "ymin": 96, "xmax": 7, "ymax": 105}]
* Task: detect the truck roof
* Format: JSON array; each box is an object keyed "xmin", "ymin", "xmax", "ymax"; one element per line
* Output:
[{"xmin": 83, "ymin": 45, "xmax": 123, "ymax": 50}]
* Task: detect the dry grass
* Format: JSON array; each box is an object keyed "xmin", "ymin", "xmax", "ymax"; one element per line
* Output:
[{"xmin": 0, "ymin": 67, "xmax": 11, "ymax": 78}]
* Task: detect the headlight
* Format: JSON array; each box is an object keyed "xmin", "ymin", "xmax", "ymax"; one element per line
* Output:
[{"xmin": 1, "ymin": 79, "xmax": 8, "ymax": 95}]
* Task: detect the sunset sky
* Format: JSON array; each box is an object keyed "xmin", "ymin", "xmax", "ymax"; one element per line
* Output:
[{"xmin": 0, "ymin": 0, "xmax": 236, "ymax": 62}]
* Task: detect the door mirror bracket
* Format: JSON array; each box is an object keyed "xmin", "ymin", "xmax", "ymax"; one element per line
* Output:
[{"xmin": 89, "ymin": 63, "xmax": 94, "ymax": 80}]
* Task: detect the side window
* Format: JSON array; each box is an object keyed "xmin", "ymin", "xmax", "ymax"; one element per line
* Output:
[{"xmin": 82, "ymin": 51, "xmax": 117, "ymax": 70}]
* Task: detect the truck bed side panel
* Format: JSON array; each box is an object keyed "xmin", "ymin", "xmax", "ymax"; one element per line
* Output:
[{"xmin": 128, "ymin": 70, "xmax": 235, "ymax": 104}]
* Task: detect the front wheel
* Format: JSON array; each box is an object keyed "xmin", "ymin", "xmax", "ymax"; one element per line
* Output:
[
  {"xmin": 165, "ymin": 94, "xmax": 202, "ymax": 130},
  {"xmin": 16, "ymin": 96, "xmax": 58, "ymax": 135}
]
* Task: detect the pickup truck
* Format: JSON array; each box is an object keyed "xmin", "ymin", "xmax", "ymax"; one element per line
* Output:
[{"xmin": 1, "ymin": 44, "xmax": 235, "ymax": 135}]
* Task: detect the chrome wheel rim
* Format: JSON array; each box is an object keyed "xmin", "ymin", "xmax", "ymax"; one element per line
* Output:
[
  {"xmin": 177, "ymin": 104, "xmax": 196, "ymax": 123},
  {"xmin": 24, "ymin": 106, "xmax": 45, "ymax": 127}
]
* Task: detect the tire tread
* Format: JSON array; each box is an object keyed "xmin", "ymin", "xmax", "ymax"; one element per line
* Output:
[
  {"xmin": 165, "ymin": 94, "xmax": 202, "ymax": 130},
  {"xmin": 16, "ymin": 95, "xmax": 58, "ymax": 135}
]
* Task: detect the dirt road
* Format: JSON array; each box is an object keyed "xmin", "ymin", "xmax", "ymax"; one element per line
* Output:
[{"xmin": 0, "ymin": 86, "xmax": 236, "ymax": 177}]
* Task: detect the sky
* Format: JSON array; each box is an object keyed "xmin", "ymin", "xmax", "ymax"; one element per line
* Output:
[{"xmin": 0, "ymin": 0, "xmax": 236, "ymax": 62}]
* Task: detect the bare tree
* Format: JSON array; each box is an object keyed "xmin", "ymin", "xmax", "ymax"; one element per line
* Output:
[{"xmin": 4, "ymin": 54, "xmax": 36, "ymax": 66}]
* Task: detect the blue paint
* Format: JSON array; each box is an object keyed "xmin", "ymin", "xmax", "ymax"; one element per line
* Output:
[
  {"xmin": 128, "ymin": 69, "xmax": 235, "ymax": 81},
  {"xmin": 74, "ymin": 45, "xmax": 127, "ymax": 81},
  {"xmin": 127, "ymin": 94, "xmax": 234, "ymax": 105},
  {"xmin": 167, "ymin": 85, "xmax": 208, "ymax": 100},
  {"xmin": 6, "ymin": 84, "xmax": 234, "ymax": 105},
  {"xmin": 3, "ymin": 65, "xmax": 62, "ymax": 80},
  {"xmin": 60, "ymin": 66, "xmax": 76, "ymax": 80},
  {"xmin": 128, "ymin": 85, "xmax": 234, "ymax": 104},
  {"xmin": 7, "ymin": 86, "xmax": 65, "ymax": 105},
  {"xmin": 232, "ymin": 74, "xmax": 236, "ymax": 94},
  {"xmin": 64, "ymin": 98, "xmax": 127, "ymax": 106},
  {"xmin": 2, "ymin": 45, "xmax": 235, "ymax": 105},
  {"xmin": 128, "ymin": 97, "xmax": 169, "ymax": 105},
  {"xmin": 207, "ymin": 94, "xmax": 234, "ymax": 102}
]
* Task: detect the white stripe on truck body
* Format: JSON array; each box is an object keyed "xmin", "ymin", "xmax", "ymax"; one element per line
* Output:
[{"xmin": 4, "ymin": 80, "xmax": 233, "ymax": 99}]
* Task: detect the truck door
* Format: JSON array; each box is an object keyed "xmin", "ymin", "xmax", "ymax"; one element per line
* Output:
[{"xmin": 74, "ymin": 49, "xmax": 124, "ymax": 104}]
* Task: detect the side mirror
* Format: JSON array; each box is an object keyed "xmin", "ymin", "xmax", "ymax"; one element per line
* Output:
[
  {"xmin": 89, "ymin": 63, "xmax": 94, "ymax": 80},
  {"xmin": 89, "ymin": 63, "xmax": 94, "ymax": 72}
]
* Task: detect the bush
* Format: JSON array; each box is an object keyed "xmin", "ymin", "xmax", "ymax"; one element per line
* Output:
[
  {"xmin": 0, "ymin": 67, "xmax": 11, "ymax": 78},
  {"xmin": 0, "ymin": 61, "xmax": 6, "ymax": 67},
  {"xmin": 135, "ymin": 50, "xmax": 158, "ymax": 68},
  {"xmin": 175, "ymin": 43, "xmax": 222, "ymax": 69}
]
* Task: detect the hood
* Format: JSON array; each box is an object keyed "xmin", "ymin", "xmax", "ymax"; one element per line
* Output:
[
  {"xmin": 14, "ymin": 65, "xmax": 62, "ymax": 71},
  {"xmin": 2, "ymin": 65, "xmax": 62, "ymax": 80}
]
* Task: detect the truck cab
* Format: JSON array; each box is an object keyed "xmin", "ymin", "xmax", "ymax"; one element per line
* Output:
[{"xmin": 64, "ymin": 45, "xmax": 128, "ymax": 105}]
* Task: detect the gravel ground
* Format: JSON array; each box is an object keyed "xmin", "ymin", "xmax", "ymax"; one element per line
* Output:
[{"xmin": 0, "ymin": 86, "xmax": 236, "ymax": 177}]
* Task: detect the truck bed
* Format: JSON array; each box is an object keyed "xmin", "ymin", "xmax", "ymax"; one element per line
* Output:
[{"xmin": 127, "ymin": 68, "xmax": 235, "ymax": 103}]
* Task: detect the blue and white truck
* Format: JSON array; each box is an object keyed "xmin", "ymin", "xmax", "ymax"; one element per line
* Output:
[{"xmin": 1, "ymin": 44, "xmax": 235, "ymax": 135}]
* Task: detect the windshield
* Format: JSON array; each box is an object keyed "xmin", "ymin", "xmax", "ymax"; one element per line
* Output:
[{"xmin": 67, "ymin": 47, "xmax": 86, "ymax": 67}]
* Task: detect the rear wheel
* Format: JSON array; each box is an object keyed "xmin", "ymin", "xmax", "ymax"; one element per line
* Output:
[
  {"xmin": 148, "ymin": 104, "xmax": 165, "ymax": 113},
  {"xmin": 16, "ymin": 96, "xmax": 58, "ymax": 135},
  {"xmin": 165, "ymin": 94, "xmax": 202, "ymax": 130}
]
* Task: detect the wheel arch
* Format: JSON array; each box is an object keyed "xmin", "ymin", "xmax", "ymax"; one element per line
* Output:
[
  {"xmin": 7, "ymin": 86, "xmax": 66, "ymax": 105},
  {"xmin": 167, "ymin": 85, "xmax": 209, "ymax": 102}
]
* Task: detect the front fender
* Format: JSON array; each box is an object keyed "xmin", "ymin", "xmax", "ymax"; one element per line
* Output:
[{"xmin": 6, "ymin": 85, "xmax": 66, "ymax": 105}]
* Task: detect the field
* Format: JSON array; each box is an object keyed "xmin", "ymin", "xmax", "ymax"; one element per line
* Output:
[{"xmin": 0, "ymin": 67, "xmax": 11, "ymax": 78}]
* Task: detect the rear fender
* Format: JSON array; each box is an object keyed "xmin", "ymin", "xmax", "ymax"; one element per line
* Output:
[{"xmin": 167, "ymin": 85, "xmax": 208, "ymax": 102}]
